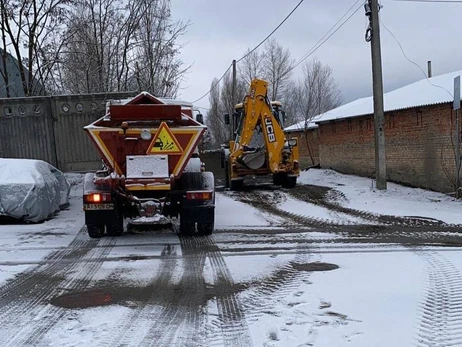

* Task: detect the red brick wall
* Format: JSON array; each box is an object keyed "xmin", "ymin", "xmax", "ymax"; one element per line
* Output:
[
  {"xmin": 287, "ymin": 128, "xmax": 320, "ymax": 169},
  {"xmin": 316, "ymin": 103, "xmax": 458, "ymax": 192}
]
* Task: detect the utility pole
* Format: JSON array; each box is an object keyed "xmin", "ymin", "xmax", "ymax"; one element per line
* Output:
[
  {"xmin": 365, "ymin": 0, "xmax": 387, "ymax": 190},
  {"xmin": 230, "ymin": 59, "xmax": 237, "ymax": 140},
  {"xmin": 454, "ymin": 76, "xmax": 461, "ymax": 198},
  {"xmin": 427, "ymin": 61, "xmax": 432, "ymax": 78}
]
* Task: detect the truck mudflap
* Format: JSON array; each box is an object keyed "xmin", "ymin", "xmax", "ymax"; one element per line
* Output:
[
  {"xmin": 177, "ymin": 172, "xmax": 215, "ymax": 236},
  {"xmin": 180, "ymin": 203, "xmax": 215, "ymax": 224}
]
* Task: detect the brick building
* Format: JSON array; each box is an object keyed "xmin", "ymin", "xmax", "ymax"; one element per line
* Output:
[
  {"xmin": 285, "ymin": 122, "xmax": 320, "ymax": 169},
  {"xmin": 285, "ymin": 70, "xmax": 462, "ymax": 193}
]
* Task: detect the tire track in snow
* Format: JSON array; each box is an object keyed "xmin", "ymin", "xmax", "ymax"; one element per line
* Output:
[
  {"xmin": 138, "ymin": 236, "xmax": 208, "ymax": 347},
  {"xmin": 288, "ymin": 185, "xmax": 452, "ymax": 228},
  {"xmin": 415, "ymin": 250, "xmax": 462, "ymax": 347},
  {"xmin": 226, "ymin": 190, "xmax": 344, "ymax": 230},
  {"xmin": 238, "ymin": 244, "xmax": 317, "ymax": 323},
  {"xmin": 0, "ymin": 227, "xmax": 100, "ymax": 345},
  {"xmin": 203, "ymin": 236, "xmax": 253, "ymax": 347},
  {"xmin": 0, "ymin": 227, "xmax": 89, "ymax": 312},
  {"xmin": 105, "ymin": 247, "xmax": 179, "ymax": 347},
  {"xmin": 11, "ymin": 235, "xmax": 117, "ymax": 347}
]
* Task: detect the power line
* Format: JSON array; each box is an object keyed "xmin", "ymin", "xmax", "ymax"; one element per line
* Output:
[
  {"xmin": 290, "ymin": 0, "xmax": 364, "ymax": 72},
  {"xmin": 380, "ymin": 20, "xmax": 453, "ymax": 98},
  {"xmin": 191, "ymin": 0, "xmax": 306, "ymax": 104},
  {"xmin": 393, "ymin": 0, "xmax": 462, "ymax": 3},
  {"xmin": 236, "ymin": 0, "xmax": 306, "ymax": 64},
  {"xmin": 191, "ymin": 63, "xmax": 232, "ymax": 104}
]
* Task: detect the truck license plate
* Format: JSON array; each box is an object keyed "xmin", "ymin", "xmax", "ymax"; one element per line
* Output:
[{"xmin": 83, "ymin": 203, "xmax": 114, "ymax": 211}]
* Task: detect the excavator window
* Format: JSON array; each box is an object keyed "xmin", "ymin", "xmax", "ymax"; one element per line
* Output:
[{"xmin": 272, "ymin": 103, "xmax": 285, "ymax": 127}]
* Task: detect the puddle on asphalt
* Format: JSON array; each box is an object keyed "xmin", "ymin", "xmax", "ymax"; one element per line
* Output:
[
  {"xmin": 50, "ymin": 290, "xmax": 113, "ymax": 309},
  {"xmin": 292, "ymin": 262, "xmax": 339, "ymax": 272},
  {"xmin": 50, "ymin": 261, "xmax": 339, "ymax": 309}
]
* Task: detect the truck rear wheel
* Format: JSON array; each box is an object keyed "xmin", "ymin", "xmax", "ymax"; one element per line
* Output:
[
  {"xmin": 87, "ymin": 224, "xmax": 104, "ymax": 238},
  {"xmin": 197, "ymin": 222, "xmax": 214, "ymax": 235},
  {"xmin": 180, "ymin": 221, "xmax": 195, "ymax": 235},
  {"xmin": 106, "ymin": 219, "xmax": 123, "ymax": 236},
  {"xmin": 106, "ymin": 205, "xmax": 124, "ymax": 236}
]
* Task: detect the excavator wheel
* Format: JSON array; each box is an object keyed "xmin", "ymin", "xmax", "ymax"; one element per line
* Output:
[
  {"xmin": 273, "ymin": 173, "xmax": 284, "ymax": 186},
  {"xmin": 87, "ymin": 224, "xmax": 104, "ymax": 238},
  {"xmin": 230, "ymin": 179, "xmax": 244, "ymax": 191},
  {"xmin": 282, "ymin": 176, "xmax": 297, "ymax": 189}
]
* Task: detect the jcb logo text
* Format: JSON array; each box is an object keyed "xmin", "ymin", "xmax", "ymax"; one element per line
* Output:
[{"xmin": 265, "ymin": 117, "xmax": 276, "ymax": 143}]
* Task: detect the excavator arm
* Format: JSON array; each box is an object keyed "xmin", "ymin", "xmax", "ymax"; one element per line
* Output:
[
  {"xmin": 226, "ymin": 78, "xmax": 299, "ymax": 190},
  {"xmin": 232, "ymin": 79, "xmax": 286, "ymax": 170}
]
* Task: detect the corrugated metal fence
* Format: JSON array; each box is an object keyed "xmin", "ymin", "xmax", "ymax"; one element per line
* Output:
[{"xmin": 0, "ymin": 92, "xmax": 135, "ymax": 172}]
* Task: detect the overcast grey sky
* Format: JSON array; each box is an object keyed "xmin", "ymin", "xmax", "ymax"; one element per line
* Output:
[{"xmin": 171, "ymin": 0, "xmax": 461, "ymax": 111}]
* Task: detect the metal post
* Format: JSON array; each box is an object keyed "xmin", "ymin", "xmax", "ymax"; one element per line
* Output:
[
  {"xmin": 454, "ymin": 76, "xmax": 461, "ymax": 197},
  {"xmin": 456, "ymin": 109, "xmax": 460, "ymax": 197},
  {"xmin": 427, "ymin": 61, "xmax": 432, "ymax": 78},
  {"xmin": 230, "ymin": 59, "xmax": 237, "ymax": 140},
  {"xmin": 369, "ymin": 0, "xmax": 387, "ymax": 190}
]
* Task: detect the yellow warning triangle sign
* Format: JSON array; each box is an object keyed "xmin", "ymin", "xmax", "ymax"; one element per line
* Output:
[{"xmin": 147, "ymin": 122, "xmax": 183, "ymax": 154}]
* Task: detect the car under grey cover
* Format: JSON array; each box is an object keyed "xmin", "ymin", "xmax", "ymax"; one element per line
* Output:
[{"xmin": 0, "ymin": 159, "xmax": 70, "ymax": 223}]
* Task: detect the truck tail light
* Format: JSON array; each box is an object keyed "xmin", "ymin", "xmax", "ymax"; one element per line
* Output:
[
  {"xmin": 84, "ymin": 193, "xmax": 112, "ymax": 203},
  {"xmin": 186, "ymin": 191, "xmax": 213, "ymax": 201}
]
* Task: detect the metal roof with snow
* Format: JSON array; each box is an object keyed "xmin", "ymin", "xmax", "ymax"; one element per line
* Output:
[{"xmin": 285, "ymin": 70, "xmax": 462, "ymax": 132}]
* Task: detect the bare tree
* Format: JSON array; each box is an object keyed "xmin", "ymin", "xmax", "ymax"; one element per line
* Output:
[
  {"xmin": 261, "ymin": 38, "xmax": 294, "ymax": 101},
  {"xmin": 0, "ymin": 0, "xmax": 71, "ymax": 96},
  {"xmin": 293, "ymin": 58, "xmax": 342, "ymax": 164},
  {"xmin": 298, "ymin": 58, "xmax": 342, "ymax": 120},
  {"xmin": 238, "ymin": 48, "xmax": 264, "ymax": 86},
  {"xmin": 281, "ymin": 80, "xmax": 302, "ymax": 127},
  {"xmin": 206, "ymin": 78, "xmax": 228, "ymax": 147},
  {"xmin": 55, "ymin": 0, "xmax": 188, "ymax": 96},
  {"xmin": 58, "ymin": 0, "xmax": 138, "ymax": 93},
  {"xmin": 132, "ymin": 0, "xmax": 189, "ymax": 97},
  {"xmin": 205, "ymin": 71, "xmax": 247, "ymax": 148}
]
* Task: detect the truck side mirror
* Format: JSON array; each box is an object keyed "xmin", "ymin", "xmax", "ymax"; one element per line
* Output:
[
  {"xmin": 224, "ymin": 113, "xmax": 230, "ymax": 125},
  {"xmin": 196, "ymin": 113, "xmax": 204, "ymax": 124}
]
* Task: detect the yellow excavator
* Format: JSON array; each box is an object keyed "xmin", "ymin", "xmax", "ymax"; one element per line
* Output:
[{"xmin": 222, "ymin": 78, "xmax": 300, "ymax": 190}]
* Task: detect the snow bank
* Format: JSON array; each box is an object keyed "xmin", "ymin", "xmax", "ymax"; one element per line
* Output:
[{"xmin": 299, "ymin": 169, "xmax": 462, "ymax": 224}]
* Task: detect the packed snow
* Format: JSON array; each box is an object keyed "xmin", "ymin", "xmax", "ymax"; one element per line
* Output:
[
  {"xmin": 299, "ymin": 168, "xmax": 462, "ymax": 225},
  {"xmin": 1, "ymin": 168, "xmax": 462, "ymax": 346}
]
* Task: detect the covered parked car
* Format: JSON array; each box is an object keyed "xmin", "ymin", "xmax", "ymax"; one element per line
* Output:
[{"xmin": 0, "ymin": 159, "xmax": 70, "ymax": 223}]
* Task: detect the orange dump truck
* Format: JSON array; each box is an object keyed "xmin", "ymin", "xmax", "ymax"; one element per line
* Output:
[{"xmin": 82, "ymin": 92, "xmax": 215, "ymax": 238}]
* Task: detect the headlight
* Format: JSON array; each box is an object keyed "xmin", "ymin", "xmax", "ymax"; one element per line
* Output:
[
  {"xmin": 140, "ymin": 129, "xmax": 152, "ymax": 140},
  {"xmin": 288, "ymin": 138, "xmax": 297, "ymax": 147}
]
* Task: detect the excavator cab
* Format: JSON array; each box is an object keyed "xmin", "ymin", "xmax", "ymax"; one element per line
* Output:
[{"xmin": 271, "ymin": 101, "xmax": 287, "ymax": 128}]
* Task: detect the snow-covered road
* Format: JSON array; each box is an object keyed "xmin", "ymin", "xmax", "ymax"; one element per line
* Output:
[{"xmin": 1, "ymin": 169, "xmax": 462, "ymax": 347}]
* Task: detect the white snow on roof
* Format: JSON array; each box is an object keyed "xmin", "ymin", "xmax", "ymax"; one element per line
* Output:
[
  {"xmin": 285, "ymin": 120, "xmax": 318, "ymax": 132},
  {"xmin": 285, "ymin": 69, "xmax": 461, "ymax": 131}
]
